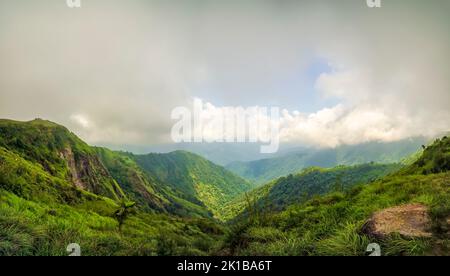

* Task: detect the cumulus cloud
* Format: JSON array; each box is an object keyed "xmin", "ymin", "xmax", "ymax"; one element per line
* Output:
[{"xmin": 0, "ymin": 0, "xmax": 448, "ymax": 149}]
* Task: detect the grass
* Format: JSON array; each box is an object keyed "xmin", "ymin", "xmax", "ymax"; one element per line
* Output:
[
  {"xmin": 0, "ymin": 190, "xmax": 224, "ymax": 256},
  {"xmin": 219, "ymin": 172, "xmax": 450, "ymax": 256}
]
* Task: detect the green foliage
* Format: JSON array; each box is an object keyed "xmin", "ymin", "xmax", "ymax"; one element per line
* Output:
[
  {"xmin": 221, "ymin": 171, "xmax": 449, "ymax": 256},
  {"xmin": 132, "ymin": 150, "xmax": 254, "ymax": 219},
  {"xmin": 114, "ymin": 200, "xmax": 137, "ymax": 232},
  {"xmin": 0, "ymin": 119, "xmax": 448, "ymax": 256},
  {"xmin": 0, "ymin": 191, "xmax": 223, "ymax": 256},
  {"xmin": 224, "ymin": 163, "xmax": 401, "ymax": 220},
  {"xmin": 401, "ymin": 136, "xmax": 450, "ymax": 175},
  {"xmin": 0, "ymin": 119, "xmax": 124, "ymax": 200},
  {"xmin": 95, "ymin": 147, "xmax": 170, "ymax": 212}
]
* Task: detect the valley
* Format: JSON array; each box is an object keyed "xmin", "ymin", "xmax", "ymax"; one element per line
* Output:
[{"xmin": 0, "ymin": 119, "xmax": 448, "ymax": 256}]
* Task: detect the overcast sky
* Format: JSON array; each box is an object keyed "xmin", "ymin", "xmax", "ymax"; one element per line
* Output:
[{"xmin": 0, "ymin": 0, "xmax": 449, "ymax": 149}]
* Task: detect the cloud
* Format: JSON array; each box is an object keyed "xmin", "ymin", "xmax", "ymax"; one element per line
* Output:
[{"xmin": 0, "ymin": 0, "xmax": 448, "ymax": 149}]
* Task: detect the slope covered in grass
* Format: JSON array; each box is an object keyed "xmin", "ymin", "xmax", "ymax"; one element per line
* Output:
[
  {"xmin": 220, "ymin": 137, "xmax": 450, "ymax": 256},
  {"xmin": 0, "ymin": 190, "xmax": 224, "ymax": 256},
  {"xmin": 222, "ymin": 163, "xmax": 402, "ymax": 220}
]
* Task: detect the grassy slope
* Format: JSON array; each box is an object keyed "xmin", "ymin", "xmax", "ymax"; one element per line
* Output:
[
  {"xmin": 222, "ymin": 163, "xmax": 402, "ymax": 221},
  {"xmin": 220, "ymin": 137, "xmax": 450, "ymax": 256},
  {"xmin": 0, "ymin": 142, "xmax": 223, "ymax": 256},
  {"xmin": 0, "ymin": 190, "xmax": 224, "ymax": 256}
]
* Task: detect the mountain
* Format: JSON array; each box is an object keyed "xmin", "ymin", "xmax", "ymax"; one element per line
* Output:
[
  {"xmin": 96, "ymin": 148, "xmax": 254, "ymax": 219},
  {"xmin": 0, "ymin": 119, "xmax": 125, "ymax": 202},
  {"xmin": 100, "ymin": 142, "xmax": 285, "ymax": 166},
  {"xmin": 0, "ymin": 118, "xmax": 448, "ymax": 256},
  {"xmin": 226, "ymin": 138, "xmax": 428, "ymax": 184},
  {"xmin": 131, "ymin": 151, "xmax": 254, "ymax": 219},
  {"xmin": 0, "ymin": 119, "xmax": 252, "ymax": 219},
  {"xmin": 0, "ymin": 119, "xmax": 242, "ymax": 255},
  {"xmin": 220, "ymin": 136, "xmax": 450, "ymax": 256},
  {"xmin": 95, "ymin": 147, "xmax": 219, "ymax": 218},
  {"xmin": 222, "ymin": 163, "xmax": 402, "ymax": 220}
]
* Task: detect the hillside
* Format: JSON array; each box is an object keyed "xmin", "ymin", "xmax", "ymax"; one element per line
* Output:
[
  {"xmin": 0, "ymin": 119, "xmax": 252, "ymax": 219},
  {"xmin": 0, "ymin": 119, "xmax": 243, "ymax": 255},
  {"xmin": 0, "ymin": 119, "xmax": 448, "ymax": 256},
  {"xmin": 227, "ymin": 138, "xmax": 428, "ymax": 184},
  {"xmin": 94, "ymin": 147, "xmax": 255, "ymax": 220},
  {"xmin": 132, "ymin": 151, "xmax": 254, "ymax": 219},
  {"xmin": 222, "ymin": 163, "xmax": 402, "ymax": 220},
  {"xmin": 0, "ymin": 119, "xmax": 124, "ymax": 201},
  {"xmin": 219, "ymin": 137, "xmax": 450, "ymax": 256}
]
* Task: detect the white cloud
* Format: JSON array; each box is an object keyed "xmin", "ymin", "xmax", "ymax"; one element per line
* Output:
[
  {"xmin": 0, "ymin": 0, "xmax": 448, "ymax": 149},
  {"xmin": 70, "ymin": 114, "xmax": 91, "ymax": 129}
]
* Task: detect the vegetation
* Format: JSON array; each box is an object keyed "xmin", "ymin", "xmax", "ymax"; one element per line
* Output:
[
  {"xmin": 222, "ymin": 163, "xmax": 402, "ymax": 220},
  {"xmin": 114, "ymin": 200, "xmax": 136, "ymax": 233},
  {"xmin": 0, "ymin": 119, "xmax": 448, "ymax": 256},
  {"xmin": 132, "ymin": 151, "xmax": 254, "ymax": 219},
  {"xmin": 226, "ymin": 138, "xmax": 427, "ymax": 184},
  {"xmin": 219, "ymin": 137, "xmax": 450, "ymax": 256},
  {"xmin": 0, "ymin": 190, "xmax": 224, "ymax": 256}
]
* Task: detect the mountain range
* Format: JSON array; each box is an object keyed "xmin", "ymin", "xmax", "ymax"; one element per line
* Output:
[
  {"xmin": 226, "ymin": 138, "xmax": 428, "ymax": 184},
  {"xmin": 0, "ymin": 118, "xmax": 448, "ymax": 256}
]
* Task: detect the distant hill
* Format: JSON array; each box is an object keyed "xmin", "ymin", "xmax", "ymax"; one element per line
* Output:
[
  {"xmin": 226, "ymin": 138, "xmax": 428, "ymax": 184},
  {"xmin": 222, "ymin": 163, "xmax": 402, "ymax": 220}
]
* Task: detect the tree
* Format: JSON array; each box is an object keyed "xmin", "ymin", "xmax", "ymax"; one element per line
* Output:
[{"xmin": 114, "ymin": 200, "xmax": 136, "ymax": 233}]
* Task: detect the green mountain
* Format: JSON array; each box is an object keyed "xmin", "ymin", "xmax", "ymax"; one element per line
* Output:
[
  {"xmin": 222, "ymin": 163, "xmax": 402, "ymax": 220},
  {"xmin": 131, "ymin": 151, "xmax": 253, "ymax": 219},
  {"xmin": 0, "ymin": 119, "xmax": 252, "ymax": 220},
  {"xmin": 0, "ymin": 119, "xmax": 124, "ymax": 202},
  {"xmin": 95, "ymin": 147, "xmax": 217, "ymax": 218},
  {"xmin": 0, "ymin": 119, "xmax": 448, "ymax": 256},
  {"xmin": 94, "ymin": 148, "xmax": 170, "ymax": 212},
  {"xmin": 226, "ymin": 138, "xmax": 428, "ymax": 184},
  {"xmin": 220, "ymin": 137, "xmax": 450, "ymax": 256},
  {"xmin": 0, "ymin": 119, "xmax": 243, "ymax": 255}
]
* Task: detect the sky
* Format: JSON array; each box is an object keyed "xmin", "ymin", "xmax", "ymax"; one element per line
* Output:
[{"xmin": 0, "ymin": 0, "xmax": 449, "ymax": 150}]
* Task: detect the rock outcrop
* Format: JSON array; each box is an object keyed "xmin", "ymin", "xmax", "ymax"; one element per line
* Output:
[{"xmin": 362, "ymin": 204, "xmax": 432, "ymax": 238}]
